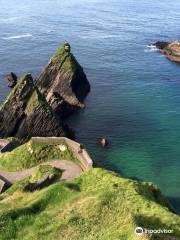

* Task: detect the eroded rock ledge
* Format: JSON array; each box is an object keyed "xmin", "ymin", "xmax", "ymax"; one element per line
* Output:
[{"xmin": 154, "ymin": 41, "xmax": 180, "ymax": 63}]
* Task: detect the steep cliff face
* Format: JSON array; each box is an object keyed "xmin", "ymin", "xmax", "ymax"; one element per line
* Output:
[
  {"xmin": 154, "ymin": 41, "xmax": 180, "ymax": 63},
  {"xmin": 0, "ymin": 74, "xmax": 66, "ymax": 140},
  {"xmin": 36, "ymin": 43, "xmax": 90, "ymax": 118}
]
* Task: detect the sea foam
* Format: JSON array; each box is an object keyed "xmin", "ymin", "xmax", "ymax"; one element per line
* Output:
[
  {"xmin": 0, "ymin": 17, "xmax": 19, "ymax": 23},
  {"xmin": 144, "ymin": 45, "xmax": 158, "ymax": 53},
  {"xmin": 2, "ymin": 34, "xmax": 32, "ymax": 40}
]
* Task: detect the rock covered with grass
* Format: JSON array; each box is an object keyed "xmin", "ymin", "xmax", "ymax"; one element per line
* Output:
[
  {"xmin": 0, "ymin": 74, "xmax": 67, "ymax": 140},
  {"xmin": 36, "ymin": 43, "xmax": 90, "ymax": 118}
]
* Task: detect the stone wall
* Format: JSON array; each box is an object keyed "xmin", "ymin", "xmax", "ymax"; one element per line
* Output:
[{"xmin": 31, "ymin": 137, "xmax": 93, "ymax": 170}]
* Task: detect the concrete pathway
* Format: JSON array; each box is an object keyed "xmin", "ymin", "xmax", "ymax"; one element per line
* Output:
[{"xmin": 0, "ymin": 160, "xmax": 82, "ymax": 184}]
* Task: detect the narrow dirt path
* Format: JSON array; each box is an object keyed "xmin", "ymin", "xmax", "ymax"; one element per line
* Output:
[{"xmin": 0, "ymin": 160, "xmax": 82, "ymax": 184}]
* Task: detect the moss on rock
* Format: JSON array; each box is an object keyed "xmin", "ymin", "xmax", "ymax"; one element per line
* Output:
[
  {"xmin": 52, "ymin": 44, "xmax": 80, "ymax": 73},
  {"xmin": 0, "ymin": 74, "xmax": 33, "ymax": 110},
  {"xmin": 25, "ymin": 87, "xmax": 52, "ymax": 115}
]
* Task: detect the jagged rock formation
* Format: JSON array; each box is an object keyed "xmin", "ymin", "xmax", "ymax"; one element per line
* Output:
[
  {"xmin": 0, "ymin": 74, "xmax": 66, "ymax": 140},
  {"xmin": 36, "ymin": 43, "xmax": 90, "ymax": 118},
  {"xmin": 154, "ymin": 41, "xmax": 180, "ymax": 63},
  {"xmin": 0, "ymin": 43, "xmax": 90, "ymax": 140},
  {"xmin": 7, "ymin": 72, "xmax": 17, "ymax": 88}
]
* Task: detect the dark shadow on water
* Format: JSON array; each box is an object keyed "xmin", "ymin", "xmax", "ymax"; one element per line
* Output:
[{"xmin": 168, "ymin": 197, "xmax": 180, "ymax": 215}]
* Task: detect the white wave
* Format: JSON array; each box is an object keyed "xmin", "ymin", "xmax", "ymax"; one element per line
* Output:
[
  {"xmin": 144, "ymin": 45, "xmax": 158, "ymax": 53},
  {"xmin": 0, "ymin": 17, "xmax": 19, "ymax": 23},
  {"xmin": 2, "ymin": 34, "xmax": 32, "ymax": 40},
  {"xmin": 80, "ymin": 34, "xmax": 119, "ymax": 40}
]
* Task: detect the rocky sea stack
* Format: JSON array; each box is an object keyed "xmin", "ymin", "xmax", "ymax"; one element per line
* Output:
[
  {"xmin": 0, "ymin": 74, "xmax": 66, "ymax": 140},
  {"xmin": 7, "ymin": 72, "xmax": 17, "ymax": 88},
  {"xmin": 36, "ymin": 43, "xmax": 90, "ymax": 118},
  {"xmin": 0, "ymin": 43, "xmax": 90, "ymax": 140},
  {"xmin": 154, "ymin": 41, "xmax": 180, "ymax": 63}
]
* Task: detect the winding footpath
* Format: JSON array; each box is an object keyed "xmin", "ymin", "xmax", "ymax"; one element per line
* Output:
[{"xmin": 0, "ymin": 160, "xmax": 82, "ymax": 184}]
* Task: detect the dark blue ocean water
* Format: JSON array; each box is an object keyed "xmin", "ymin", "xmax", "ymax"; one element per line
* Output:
[{"xmin": 0, "ymin": 0, "xmax": 180, "ymax": 212}]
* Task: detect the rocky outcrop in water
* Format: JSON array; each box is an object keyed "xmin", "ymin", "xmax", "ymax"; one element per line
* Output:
[
  {"xmin": 0, "ymin": 43, "xmax": 90, "ymax": 140},
  {"xmin": 154, "ymin": 41, "xmax": 180, "ymax": 63},
  {"xmin": 0, "ymin": 74, "xmax": 66, "ymax": 140},
  {"xmin": 7, "ymin": 72, "xmax": 17, "ymax": 88},
  {"xmin": 36, "ymin": 43, "xmax": 90, "ymax": 118}
]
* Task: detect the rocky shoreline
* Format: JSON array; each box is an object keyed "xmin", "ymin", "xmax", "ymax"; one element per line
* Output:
[{"xmin": 154, "ymin": 40, "xmax": 180, "ymax": 63}]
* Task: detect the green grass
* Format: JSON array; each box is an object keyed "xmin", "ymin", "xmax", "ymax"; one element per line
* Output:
[
  {"xmin": 0, "ymin": 168, "xmax": 179, "ymax": 240},
  {"xmin": 4, "ymin": 165, "xmax": 62, "ymax": 196},
  {"xmin": 25, "ymin": 87, "xmax": 52, "ymax": 116},
  {"xmin": 30, "ymin": 165, "xmax": 62, "ymax": 183},
  {"xmin": 25, "ymin": 90, "xmax": 40, "ymax": 114},
  {"xmin": 0, "ymin": 73, "xmax": 52, "ymax": 117},
  {"xmin": 52, "ymin": 45, "xmax": 80, "ymax": 73},
  {"xmin": 0, "ymin": 140, "xmax": 79, "ymax": 171}
]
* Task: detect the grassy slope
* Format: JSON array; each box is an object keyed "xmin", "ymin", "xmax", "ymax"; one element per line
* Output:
[
  {"xmin": 0, "ymin": 140, "xmax": 79, "ymax": 171},
  {"xmin": 4, "ymin": 165, "xmax": 62, "ymax": 196},
  {"xmin": 0, "ymin": 168, "xmax": 179, "ymax": 240}
]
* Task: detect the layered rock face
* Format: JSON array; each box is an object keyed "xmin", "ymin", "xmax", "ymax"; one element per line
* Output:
[
  {"xmin": 36, "ymin": 43, "xmax": 90, "ymax": 118},
  {"xmin": 154, "ymin": 41, "xmax": 180, "ymax": 63},
  {"xmin": 0, "ymin": 74, "xmax": 66, "ymax": 140}
]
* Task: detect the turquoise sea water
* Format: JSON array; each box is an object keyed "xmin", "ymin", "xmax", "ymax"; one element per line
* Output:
[{"xmin": 0, "ymin": 0, "xmax": 180, "ymax": 212}]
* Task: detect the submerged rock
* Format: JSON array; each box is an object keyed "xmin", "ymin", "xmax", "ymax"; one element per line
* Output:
[
  {"xmin": 154, "ymin": 40, "xmax": 180, "ymax": 63},
  {"xmin": 0, "ymin": 74, "xmax": 67, "ymax": 140},
  {"xmin": 7, "ymin": 72, "xmax": 17, "ymax": 88},
  {"xmin": 100, "ymin": 138, "xmax": 108, "ymax": 147},
  {"xmin": 36, "ymin": 43, "xmax": 90, "ymax": 118}
]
